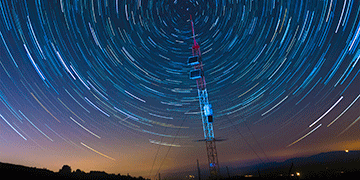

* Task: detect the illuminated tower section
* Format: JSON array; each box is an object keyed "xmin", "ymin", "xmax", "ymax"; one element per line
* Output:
[{"xmin": 187, "ymin": 15, "xmax": 219, "ymax": 178}]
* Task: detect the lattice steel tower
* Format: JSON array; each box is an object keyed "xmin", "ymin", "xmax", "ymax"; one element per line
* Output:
[{"xmin": 187, "ymin": 15, "xmax": 219, "ymax": 178}]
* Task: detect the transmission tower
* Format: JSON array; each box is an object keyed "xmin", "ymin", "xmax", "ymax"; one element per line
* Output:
[{"xmin": 187, "ymin": 15, "xmax": 219, "ymax": 179}]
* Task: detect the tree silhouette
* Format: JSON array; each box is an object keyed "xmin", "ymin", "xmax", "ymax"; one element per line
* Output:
[{"xmin": 59, "ymin": 165, "xmax": 71, "ymax": 174}]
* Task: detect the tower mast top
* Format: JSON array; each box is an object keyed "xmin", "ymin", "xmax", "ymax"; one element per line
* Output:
[{"xmin": 190, "ymin": 15, "xmax": 200, "ymax": 50}]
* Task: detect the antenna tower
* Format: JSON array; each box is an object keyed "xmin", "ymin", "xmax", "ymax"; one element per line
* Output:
[{"xmin": 187, "ymin": 15, "xmax": 220, "ymax": 179}]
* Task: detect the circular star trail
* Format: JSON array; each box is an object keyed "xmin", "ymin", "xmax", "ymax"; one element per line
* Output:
[{"xmin": 1, "ymin": 0, "xmax": 360, "ymax": 178}]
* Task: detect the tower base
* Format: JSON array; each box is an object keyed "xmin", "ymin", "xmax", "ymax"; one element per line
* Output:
[{"xmin": 206, "ymin": 140, "xmax": 219, "ymax": 179}]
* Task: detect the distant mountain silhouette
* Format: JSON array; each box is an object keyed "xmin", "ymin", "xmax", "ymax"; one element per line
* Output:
[
  {"xmin": 0, "ymin": 163, "xmax": 149, "ymax": 180},
  {"xmin": 227, "ymin": 150, "xmax": 360, "ymax": 179}
]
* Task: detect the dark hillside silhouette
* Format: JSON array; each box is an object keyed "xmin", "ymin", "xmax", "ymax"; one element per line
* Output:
[
  {"xmin": 1, "ymin": 151, "xmax": 360, "ymax": 179},
  {"xmin": 221, "ymin": 151, "xmax": 360, "ymax": 180},
  {"xmin": 0, "ymin": 163, "xmax": 148, "ymax": 180}
]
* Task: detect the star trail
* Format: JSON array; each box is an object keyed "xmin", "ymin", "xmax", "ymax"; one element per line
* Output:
[{"xmin": 1, "ymin": 0, "xmax": 360, "ymax": 178}]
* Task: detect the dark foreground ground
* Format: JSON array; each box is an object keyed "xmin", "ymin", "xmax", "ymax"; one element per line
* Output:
[
  {"xmin": 1, "ymin": 161, "xmax": 358, "ymax": 180},
  {"xmin": 219, "ymin": 170, "xmax": 359, "ymax": 179},
  {"xmin": 1, "ymin": 151, "xmax": 359, "ymax": 180},
  {"xmin": 0, "ymin": 162, "xmax": 149, "ymax": 180},
  {"xmin": 217, "ymin": 151, "xmax": 360, "ymax": 180}
]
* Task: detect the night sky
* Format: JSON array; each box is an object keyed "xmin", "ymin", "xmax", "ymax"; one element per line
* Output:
[{"xmin": 1, "ymin": 0, "xmax": 360, "ymax": 179}]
